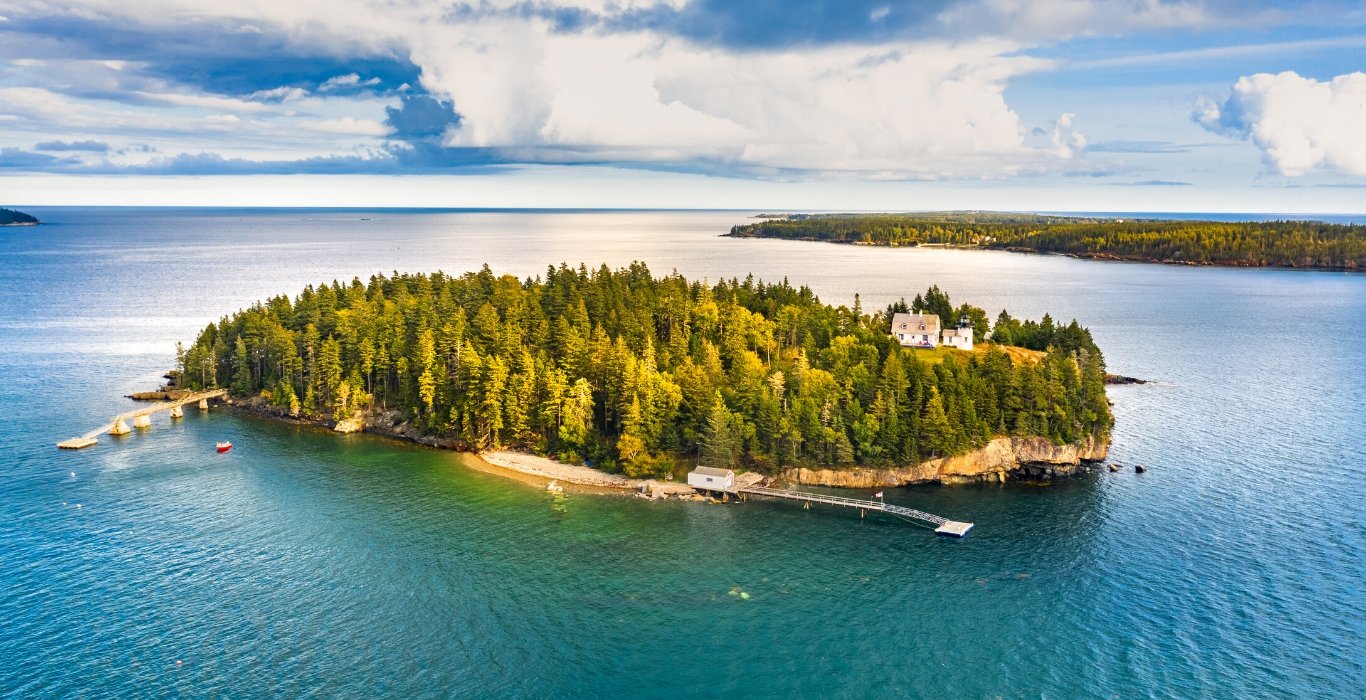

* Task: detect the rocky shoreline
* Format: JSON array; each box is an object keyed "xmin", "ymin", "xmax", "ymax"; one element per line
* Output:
[
  {"xmin": 1104, "ymin": 373, "xmax": 1146, "ymax": 385},
  {"xmin": 782, "ymin": 435, "xmax": 1109, "ymax": 488},
  {"xmin": 216, "ymin": 393, "xmax": 1107, "ymax": 493},
  {"xmin": 222, "ymin": 396, "xmax": 712, "ymax": 499}
]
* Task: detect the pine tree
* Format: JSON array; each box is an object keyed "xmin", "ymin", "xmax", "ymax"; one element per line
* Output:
[
  {"xmin": 701, "ymin": 394, "xmax": 741, "ymax": 467},
  {"xmin": 231, "ymin": 337, "xmax": 252, "ymax": 395},
  {"xmin": 558, "ymin": 378, "xmax": 594, "ymax": 457},
  {"xmin": 920, "ymin": 387, "xmax": 952, "ymax": 457},
  {"xmin": 317, "ymin": 337, "xmax": 343, "ymax": 415}
]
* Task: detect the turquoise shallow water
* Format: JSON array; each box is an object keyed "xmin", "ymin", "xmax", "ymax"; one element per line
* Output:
[{"xmin": 1, "ymin": 208, "xmax": 1363, "ymax": 697}]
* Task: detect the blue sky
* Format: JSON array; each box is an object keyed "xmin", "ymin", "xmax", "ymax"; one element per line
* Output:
[{"xmin": 0, "ymin": 0, "xmax": 1363, "ymax": 211}]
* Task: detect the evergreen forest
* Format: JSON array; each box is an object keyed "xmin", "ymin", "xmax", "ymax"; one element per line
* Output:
[
  {"xmin": 728, "ymin": 213, "xmax": 1366, "ymax": 269},
  {"xmin": 180, "ymin": 263, "xmax": 1112, "ymax": 477}
]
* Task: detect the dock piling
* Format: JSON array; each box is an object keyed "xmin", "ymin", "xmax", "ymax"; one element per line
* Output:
[
  {"xmin": 736, "ymin": 485, "xmax": 974, "ymax": 536},
  {"xmin": 56, "ymin": 389, "xmax": 227, "ymax": 450}
]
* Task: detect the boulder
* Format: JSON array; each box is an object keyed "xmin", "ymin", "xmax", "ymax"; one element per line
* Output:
[{"xmin": 333, "ymin": 412, "xmax": 366, "ymax": 433}]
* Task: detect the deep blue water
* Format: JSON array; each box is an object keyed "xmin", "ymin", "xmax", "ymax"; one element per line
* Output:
[{"xmin": 1, "ymin": 208, "xmax": 1363, "ymax": 698}]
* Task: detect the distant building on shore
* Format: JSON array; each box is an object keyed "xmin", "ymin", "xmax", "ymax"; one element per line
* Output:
[{"xmin": 891, "ymin": 313, "xmax": 974, "ymax": 351}]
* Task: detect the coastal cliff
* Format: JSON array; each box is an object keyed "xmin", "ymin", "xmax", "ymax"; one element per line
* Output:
[{"xmin": 783, "ymin": 435, "xmax": 1108, "ymax": 487}]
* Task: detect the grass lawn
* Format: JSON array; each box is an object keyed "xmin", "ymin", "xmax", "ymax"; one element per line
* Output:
[{"xmin": 900, "ymin": 343, "xmax": 1045, "ymax": 365}]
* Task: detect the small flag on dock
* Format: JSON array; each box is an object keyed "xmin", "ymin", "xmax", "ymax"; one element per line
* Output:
[{"xmin": 874, "ymin": 491, "xmax": 883, "ymax": 498}]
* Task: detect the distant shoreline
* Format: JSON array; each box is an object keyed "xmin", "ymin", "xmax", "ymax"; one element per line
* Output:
[
  {"xmin": 730, "ymin": 234, "xmax": 1362, "ymax": 272},
  {"xmin": 724, "ymin": 213, "xmax": 1365, "ymax": 272},
  {"xmin": 0, "ymin": 207, "xmax": 40, "ymax": 226}
]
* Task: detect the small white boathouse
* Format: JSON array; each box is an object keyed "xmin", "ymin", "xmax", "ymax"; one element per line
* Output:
[{"xmin": 688, "ymin": 466, "xmax": 736, "ymax": 493}]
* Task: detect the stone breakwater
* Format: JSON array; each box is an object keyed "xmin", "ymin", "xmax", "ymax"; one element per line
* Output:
[{"xmin": 782, "ymin": 436, "xmax": 1109, "ymax": 487}]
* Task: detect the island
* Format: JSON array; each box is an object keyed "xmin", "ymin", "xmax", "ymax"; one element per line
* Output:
[
  {"xmin": 0, "ymin": 208, "xmax": 39, "ymax": 226},
  {"xmin": 176, "ymin": 263, "xmax": 1113, "ymax": 489},
  {"xmin": 725, "ymin": 212, "xmax": 1366, "ymax": 270}
]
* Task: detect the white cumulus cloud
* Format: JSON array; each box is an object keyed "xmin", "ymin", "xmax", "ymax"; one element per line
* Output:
[
  {"xmin": 1050, "ymin": 112, "xmax": 1086, "ymax": 159},
  {"xmin": 319, "ymin": 73, "xmax": 381, "ymax": 91},
  {"xmin": 0, "ymin": 0, "xmax": 1131, "ymax": 177},
  {"xmin": 249, "ymin": 86, "xmax": 309, "ymax": 102},
  {"xmin": 1197, "ymin": 71, "xmax": 1366, "ymax": 176},
  {"xmin": 413, "ymin": 20, "xmax": 1067, "ymax": 177}
]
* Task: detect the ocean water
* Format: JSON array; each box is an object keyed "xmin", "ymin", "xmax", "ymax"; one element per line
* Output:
[{"xmin": 1, "ymin": 208, "xmax": 1362, "ymax": 698}]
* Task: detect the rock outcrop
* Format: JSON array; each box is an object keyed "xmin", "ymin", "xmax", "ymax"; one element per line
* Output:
[
  {"xmin": 782, "ymin": 435, "xmax": 1108, "ymax": 487},
  {"xmin": 332, "ymin": 411, "xmax": 366, "ymax": 433}
]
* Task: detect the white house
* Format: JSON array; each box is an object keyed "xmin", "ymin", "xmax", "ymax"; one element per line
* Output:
[
  {"xmin": 890, "ymin": 312, "xmax": 940, "ymax": 348},
  {"xmin": 941, "ymin": 316, "xmax": 974, "ymax": 351},
  {"xmin": 688, "ymin": 466, "xmax": 736, "ymax": 493}
]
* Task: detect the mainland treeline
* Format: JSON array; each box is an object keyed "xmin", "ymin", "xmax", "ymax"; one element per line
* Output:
[
  {"xmin": 728, "ymin": 213, "xmax": 1366, "ymax": 269},
  {"xmin": 0, "ymin": 208, "xmax": 38, "ymax": 225},
  {"xmin": 179, "ymin": 263, "xmax": 1111, "ymax": 477}
]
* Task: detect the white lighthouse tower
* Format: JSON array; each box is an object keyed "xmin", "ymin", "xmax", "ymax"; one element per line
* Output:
[{"xmin": 941, "ymin": 315, "xmax": 974, "ymax": 351}]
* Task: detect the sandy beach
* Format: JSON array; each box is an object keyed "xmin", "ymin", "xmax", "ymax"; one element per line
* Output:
[
  {"xmin": 478, "ymin": 450, "xmax": 641, "ymax": 489},
  {"xmin": 476, "ymin": 451, "xmax": 722, "ymax": 498}
]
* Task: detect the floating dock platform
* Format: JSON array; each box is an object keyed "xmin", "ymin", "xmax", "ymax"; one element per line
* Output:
[{"xmin": 933, "ymin": 521, "xmax": 975, "ymax": 537}]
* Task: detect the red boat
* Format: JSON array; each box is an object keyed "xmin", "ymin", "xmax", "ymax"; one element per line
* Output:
[{"xmin": 216, "ymin": 441, "xmax": 232, "ymax": 453}]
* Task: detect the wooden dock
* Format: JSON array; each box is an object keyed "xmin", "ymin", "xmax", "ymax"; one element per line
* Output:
[
  {"xmin": 736, "ymin": 485, "xmax": 974, "ymax": 537},
  {"xmin": 57, "ymin": 389, "xmax": 227, "ymax": 449}
]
